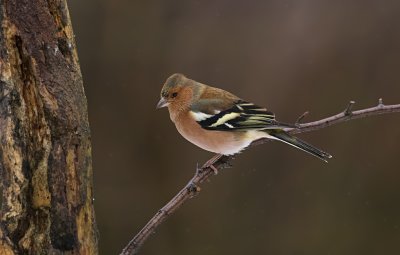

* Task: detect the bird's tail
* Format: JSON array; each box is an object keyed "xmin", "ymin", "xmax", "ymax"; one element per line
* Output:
[{"xmin": 268, "ymin": 130, "xmax": 332, "ymax": 162}]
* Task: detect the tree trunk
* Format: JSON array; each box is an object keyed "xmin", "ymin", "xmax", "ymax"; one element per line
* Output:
[{"xmin": 0, "ymin": 0, "xmax": 98, "ymax": 254}]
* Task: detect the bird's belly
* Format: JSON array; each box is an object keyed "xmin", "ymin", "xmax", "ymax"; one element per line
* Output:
[
  {"xmin": 176, "ymin": 121, "xmax": 267, "ymax": 155},
  {"xmin": 179, "ymin": 129, "xmax": 247, "ymax": 155}
]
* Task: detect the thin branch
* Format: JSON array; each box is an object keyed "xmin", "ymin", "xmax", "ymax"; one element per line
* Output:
[
  {"xmin": 344, "ymin": 101, "xmax": 355, "ymax": 116},
  {"xmin": 121, "ymin": 99, "xmax": 400, "ymax": 255},
  {"xmin": 295, "ymin": 110, "xmax": 309, "ymax": 126}
]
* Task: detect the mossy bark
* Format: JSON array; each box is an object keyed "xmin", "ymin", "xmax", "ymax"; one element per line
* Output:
[{"xmin": 0, "ymin": 0, "xmax": 98, "ymax": 254}]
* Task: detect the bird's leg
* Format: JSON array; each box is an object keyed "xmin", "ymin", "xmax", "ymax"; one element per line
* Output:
[
  {"xmin": 203, "ymin": 153, "xmax": 223, "ymax": 175},
  {"xmin": 195, "ymin": 162, "xmax": 201, "ymax": 175}
]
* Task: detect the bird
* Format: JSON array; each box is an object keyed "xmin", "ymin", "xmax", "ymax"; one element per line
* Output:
[{"xmin": 157, "ymin": 73, "xmax": 332, "ymax": 163}]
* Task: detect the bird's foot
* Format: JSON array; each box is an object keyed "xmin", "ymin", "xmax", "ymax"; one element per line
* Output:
[
  {"xmin": 209, "ymin": 164, "xmax": 219, "ymax": 175},
  {"xmin": 204, "ymin": 153, "xmax": 223, "ymax": 175}
]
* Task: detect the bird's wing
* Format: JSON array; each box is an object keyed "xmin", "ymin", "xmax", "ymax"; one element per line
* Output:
[{"xmin": 191, "ymin": 99, "xmax": 294, "ymax": 131}]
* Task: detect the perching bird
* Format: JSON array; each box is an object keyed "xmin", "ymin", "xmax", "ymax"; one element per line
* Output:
[{"xmin": 157, "ymin": 73, "xmax": 332, "ymax": 162}]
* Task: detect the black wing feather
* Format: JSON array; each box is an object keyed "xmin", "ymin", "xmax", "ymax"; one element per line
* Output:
[{"xmin": 197, "ymin": 100, "xmax": 294, "ymax": 131}]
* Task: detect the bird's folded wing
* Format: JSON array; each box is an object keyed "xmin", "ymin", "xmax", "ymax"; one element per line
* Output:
[{"xmin": 191, "ymin": 99, "xmax": 294, "ymax": 131}]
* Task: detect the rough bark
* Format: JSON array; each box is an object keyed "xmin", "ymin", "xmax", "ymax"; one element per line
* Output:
[{"xmin": 0, "ymin": 0, "xmax": 98, "ymax": 254}]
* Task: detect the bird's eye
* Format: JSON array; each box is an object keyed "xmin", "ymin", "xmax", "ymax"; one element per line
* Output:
[{"xmin": 171, "ymin": 92, "xmax": 178, "ymax": 98}]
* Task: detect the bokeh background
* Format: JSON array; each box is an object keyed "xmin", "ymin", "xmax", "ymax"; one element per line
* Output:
[{"xmin": 67, "ymin": 1, "xmax": 400, "ymax": 254}]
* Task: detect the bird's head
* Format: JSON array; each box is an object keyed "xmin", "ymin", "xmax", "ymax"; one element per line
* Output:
[{"xmin": 157, "ymin": 73, "xmax": 196, "ymax": 110}]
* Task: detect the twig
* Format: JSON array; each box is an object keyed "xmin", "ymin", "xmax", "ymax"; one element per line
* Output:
[
  {"xmin": 344, "ymin": 101, "xmax": 355, "ymax": 116},
  {"xmin": 121, "ymin": 100, "xmax": 400, "ymax": 255},
  {"xmin": 295, "ymin": 111, "xmax": 309, "ymax": 127}
]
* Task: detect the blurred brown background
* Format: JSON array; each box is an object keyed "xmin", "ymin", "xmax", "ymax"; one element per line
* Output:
[{"xmin": 68, "ymin": 1, "xmax": 400, "ymax": 254}]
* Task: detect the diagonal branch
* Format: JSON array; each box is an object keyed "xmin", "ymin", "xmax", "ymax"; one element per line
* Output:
[{"xmin": 121, "ymin": 99, "xmax": 400, "ymax": 255}]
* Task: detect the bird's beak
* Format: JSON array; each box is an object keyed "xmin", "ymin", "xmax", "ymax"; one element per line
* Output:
[{"xmin": 156, "ymin": 97, "xmax": 169, "ymax": 109}]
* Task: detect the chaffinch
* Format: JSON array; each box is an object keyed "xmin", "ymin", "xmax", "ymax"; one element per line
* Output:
[{"xmin": 157, "ymin": 73, "xmax": 332, "ymax": 162}]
